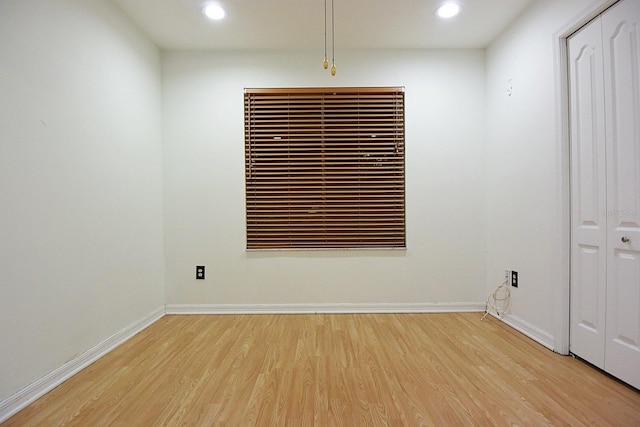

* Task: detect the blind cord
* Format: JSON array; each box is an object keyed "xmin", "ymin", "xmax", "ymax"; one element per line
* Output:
[{"xmin": 481, "ymin": 280, "xmax": 511, "ymax": 321}]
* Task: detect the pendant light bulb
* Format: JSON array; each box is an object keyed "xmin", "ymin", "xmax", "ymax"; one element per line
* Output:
[
  {"xmin": 323, "ymin": 57, "xmax": 328, "ymax": 69},
  {"xmin": 331, "ymin": 63, "xmax": 336, "ymax": 76}
]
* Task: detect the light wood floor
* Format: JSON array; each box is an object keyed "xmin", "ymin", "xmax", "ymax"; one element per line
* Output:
[{"xmin": 4, "ymin": 313, "xmax": 640, "ymax": 426}]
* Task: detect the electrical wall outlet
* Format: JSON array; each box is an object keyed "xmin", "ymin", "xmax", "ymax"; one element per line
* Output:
[
  {"xmin": 196, "ymin": 265, "xmax": 205, "ymax": 280},
  {"xmin": 511, "ymin": 270, "xmax": 518, "ymax": 288},
  {"xmin": 505, "ymin": 270, "xmax": 510, "ymax": 283}
]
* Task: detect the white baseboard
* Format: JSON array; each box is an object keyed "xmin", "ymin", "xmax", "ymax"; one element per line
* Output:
[
  {"xmin": 0, "ymin": 306, "xmax": 166, "ymax": 423},
  {"xmin": 165, "ymin": 302, "xmax": 485, "ymax": 315},
  {"xmin": 492, "ymin": 312, "xmax": 556, "ymax": 351}
]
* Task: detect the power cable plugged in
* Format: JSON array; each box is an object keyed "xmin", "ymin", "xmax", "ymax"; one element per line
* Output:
[{"xmin": 481, "ymin": 279, "xmax": 511, "ymax": 321}]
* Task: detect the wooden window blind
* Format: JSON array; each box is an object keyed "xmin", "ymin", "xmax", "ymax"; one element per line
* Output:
[{"xmin": 244, "ymin": 87, "xmax": 405, "ymax": 249}]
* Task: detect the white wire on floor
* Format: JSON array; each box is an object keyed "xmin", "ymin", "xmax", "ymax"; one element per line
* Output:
[{"xmin": 481, "ymin": 280, "xmax": 511, "ymax": 321}]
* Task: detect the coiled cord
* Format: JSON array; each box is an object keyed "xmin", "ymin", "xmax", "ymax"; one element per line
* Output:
[{"xmin": 481, "ymin": 280, "xmax": 511, "ymax": 321}]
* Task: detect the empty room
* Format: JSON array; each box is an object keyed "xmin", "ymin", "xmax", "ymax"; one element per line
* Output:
[{"xmin": 1, "ymin": 0, "xmax": 639, "ymax": 425}]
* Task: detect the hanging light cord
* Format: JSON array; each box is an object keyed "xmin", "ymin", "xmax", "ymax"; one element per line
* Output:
[
  {"xmin": 330, "ymin": 0, "xmax": 336, "ymax": 75},
  {"xmin": 323, "ymin": 0, "xmax": 328, "ymax": 69}
]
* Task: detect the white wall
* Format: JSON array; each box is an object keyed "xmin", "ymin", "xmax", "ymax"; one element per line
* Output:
[
  {"xmin": 163, "ymin": 49, "xmax": 487, "ymax": 307},
  {"xmin": 0, "ymin": 0, "xmax": 164, "ymax": 401},
  {"xmin": 485, "ymin": 0, "xmax": 608, "ymax": 347}
]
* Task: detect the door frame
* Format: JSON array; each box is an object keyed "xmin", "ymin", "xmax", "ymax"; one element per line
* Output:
[{"xmin": 552, "ymin": 0, "xmax": 619, "ymax": 355}]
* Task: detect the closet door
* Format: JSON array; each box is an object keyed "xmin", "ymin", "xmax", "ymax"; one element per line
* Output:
[
  {"xmin": 602, "ymin": 0, "xmax": 640, "ymax": 390},
  {"xmin": 569, "ymin": 16, "xmax": 607, "ymax": 369}
]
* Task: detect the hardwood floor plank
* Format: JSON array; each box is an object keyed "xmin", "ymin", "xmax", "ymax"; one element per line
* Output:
[{"xmin": 3, "ymin": 313, "xmax": 640, "ymax": 426}]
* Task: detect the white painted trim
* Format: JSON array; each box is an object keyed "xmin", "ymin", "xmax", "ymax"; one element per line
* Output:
[
  {"xmin": 165, "ymin": 302, "xmax": 485, "ymax": 315},
  {"xmin": 552, "ymin": 0, "xmax": 619, "ymax": 356},
  {"xmin": 0, "ymin": 306, "xmax": 166, "ymax": 423},
  {"xmin": 494, "ymin": 313, "xmax": 556, "ymax": 351},
  {"xmin": 552, "ymin": 20, "xmax": 573, "ymax": 356}
]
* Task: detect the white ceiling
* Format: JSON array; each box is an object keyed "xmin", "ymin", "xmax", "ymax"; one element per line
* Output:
[{"xmin": 111, "ymin": 0, "xmax": 535, "ymax": 50}]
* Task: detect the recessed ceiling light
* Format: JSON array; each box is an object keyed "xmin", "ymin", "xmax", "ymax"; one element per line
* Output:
[
  {"xmin": 436, "ymin": 2, "xmax": 461, "ymax": 19},
  {"xmin": 203, "ymin": 4, "xmax": 226, "ymax": 20}
]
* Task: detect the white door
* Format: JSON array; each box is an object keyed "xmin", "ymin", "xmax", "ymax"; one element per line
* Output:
[
  {"xmin": 570, "ymin": 0, "xmax": 640, "ymax": 390},
  {"xmin": 569, "ymin": 16, "xmax": 607, "ymax": 369},
  {"xmin": 602, "ymin": 0, "xmax": 640, "ymax": 390}
]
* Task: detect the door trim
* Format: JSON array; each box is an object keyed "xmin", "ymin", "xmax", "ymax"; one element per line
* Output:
[{"xmin": 553, "ymin": 0, "xmax": 619, "ymax": 355}]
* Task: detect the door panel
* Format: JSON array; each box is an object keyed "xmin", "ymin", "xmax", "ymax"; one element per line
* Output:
[
  {"xmin": 576, "ymin": 245, "xmax": 603, "ymax": 331},
  {"xmin": 569, "ymin": 18, "xmax": 607, "ymax": 368},
  {"xmin": 603, "ymin": 0, "xmax": 640, "ymax": 390}
]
